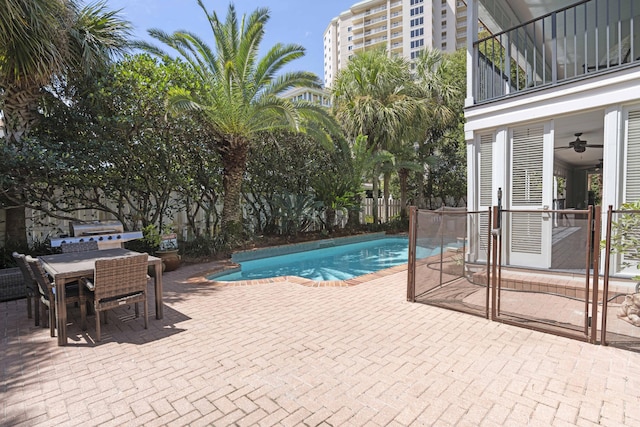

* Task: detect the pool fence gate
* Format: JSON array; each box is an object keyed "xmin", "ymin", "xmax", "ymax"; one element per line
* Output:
[{"xmin": 407, "ymin": 205, "xmax": 640, "ymax": 352}]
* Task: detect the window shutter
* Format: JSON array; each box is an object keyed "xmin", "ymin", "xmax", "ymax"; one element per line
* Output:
[
  {"xmin": 625, "ymin": 110, "xmax": 640, "ymax": 201},
  {"xmin": 510, "ymin": 126, "xmax": 544, "ymax": 256},
  {"xmin": 478, "ymin": 134, "xmax": 493, "ymax": 255},
  {"xmin": 511, "ymin": 212, "xmax": 542, "ymax": 254},
  {"xmin": 479, "ymin": 134, "xmax": 493, "ymax": 207},
  {"xmin": 512, "ymin": 127, "xmax": 544, "ymax": 205}
]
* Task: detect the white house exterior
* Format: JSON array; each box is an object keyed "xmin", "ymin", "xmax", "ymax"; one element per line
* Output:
[
  {"xmin": 464, "ymin": 0, "xmax": 640, "ymax": 270},
  {"xmin": 279, "ymin": 87, "xmax": 332, "ymax": 108},
  {"xmin": 323, "ymin": 0, "xmax": 468, "ymax": 87}
]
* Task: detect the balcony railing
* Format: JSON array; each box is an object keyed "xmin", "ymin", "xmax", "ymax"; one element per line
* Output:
[
  {"xmin": 364, "ymin": 5, "xmax": 387, "ymax": 16},
  {"xmin": 364, "ymin": 26, "xmax": 387, "ymax": 36},
  {"xmin": 365, "ymin": 15, "xmax": 387, "ymax": 26},
  {"xmin": 473, "ymin": 0, "xmax": 640, "ymax": 103}
]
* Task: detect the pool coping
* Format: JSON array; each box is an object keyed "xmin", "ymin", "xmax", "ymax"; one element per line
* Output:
[{"xmin": 195, "ymin": 233, "xmax": 410, "ymax": 287}]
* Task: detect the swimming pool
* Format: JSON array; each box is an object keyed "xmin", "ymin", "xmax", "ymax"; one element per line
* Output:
[{"xmin": 209, "ymin": 236, "xmax": 444, "ymax": 282}]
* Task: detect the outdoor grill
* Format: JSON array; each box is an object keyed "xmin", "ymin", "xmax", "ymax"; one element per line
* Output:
[{"xmin": 50, "ymin": 220, "xmax": 143, "ymax": 250}]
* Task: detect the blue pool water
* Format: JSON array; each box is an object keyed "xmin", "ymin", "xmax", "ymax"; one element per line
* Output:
[{"xmin": 210, "ymin": 237, "xmax": 443, "ymax": 282}]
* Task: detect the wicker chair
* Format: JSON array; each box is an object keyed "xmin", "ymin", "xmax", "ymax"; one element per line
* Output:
[
  {"xmin": 82, "ymin": 254, "xmax": 148, "ymax": 342},
  {"xmin": 12, "ymin": 252, "xmax": 40, "ymax": 326},
  {"xmin": 25, "ymin": 255, "xmax": 85, "ymax": 337},
  {"xmin": 60, "ymin": 241, "xmax": 99, "ymax": 253}
]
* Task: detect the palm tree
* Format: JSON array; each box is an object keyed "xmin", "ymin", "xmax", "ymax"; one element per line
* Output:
[
  {"xmin": 332, "ymin": 49, "xmax": 421, "ymax": 224},
  {"xmin": 411, "ymin": 49, "xmax": 461, "ymax": 209},
  {"xmin": 0, "ymin": 0, "xmax": 131, "ymax": 245},
  {"xmin": 141, "ymin": 1, "xmax": 333, "ymax": 235},
  {"xmin": 0, "ymin": 0, "xmax": 131, "ymax": 143}
]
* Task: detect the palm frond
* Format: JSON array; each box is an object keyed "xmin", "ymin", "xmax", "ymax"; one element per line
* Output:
[
  {"xmin": 0, "ymin": 0, "xmax": 67, "ymax": 85},
  {"xmin": 69, "ymin": 0, "xmax": 132, "ymax": 72},
  {"xmin": 167, "ymin": 87, "xmax": 203, "ymax": 112},
  {"xmin": 132, "ymin": 40, "xmax": 170, "ymax": 58},
  {"xmin": 252, "ymin": 43, "xmax": 306, "ymax": 87}
]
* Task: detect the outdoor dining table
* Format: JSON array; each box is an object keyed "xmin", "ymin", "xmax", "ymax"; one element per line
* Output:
[{"xmin": 39, "ymin": 248, "xmax": 163, "ymax": 346}]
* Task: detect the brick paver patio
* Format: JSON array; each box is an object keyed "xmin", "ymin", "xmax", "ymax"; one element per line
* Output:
[{"xmin": 2, "ymin": 261, "xmax": 640, "ymax": 426}]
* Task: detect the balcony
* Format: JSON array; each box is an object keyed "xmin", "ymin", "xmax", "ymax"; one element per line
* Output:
[
  {"xmin": 364, "ymin": 5, "xmax": 387, "ymax": 18},
  {"xmin": 364, "ymin": 15, "xmax": 387, "ymax": 26},
  {"xmin": 365, "ymin": 36, "xmax": 388, "ymax": 47},
  {"xmin": 473, "ymin": 0, "xmax": 640, "ymax": 103},
  {"xmin": 364, "ymin": 26, "xmax": 388, "ymax": 37}
]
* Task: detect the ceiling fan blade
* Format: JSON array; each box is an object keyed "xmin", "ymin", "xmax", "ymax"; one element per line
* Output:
[
  {"xmin": 584, "ymin": 144, "xmax": 604, "ymax": 148},
  {"xmin": 554, "ymin": 146, "xmax": 572, "ymax": 150}
]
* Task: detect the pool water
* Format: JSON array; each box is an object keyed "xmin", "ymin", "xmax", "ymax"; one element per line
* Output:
[{"xmin": 210, "ymin": 237, "xmax": 442, "ymax": 282}]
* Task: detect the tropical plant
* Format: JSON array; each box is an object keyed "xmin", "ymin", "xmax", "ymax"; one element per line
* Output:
[
  {"xmin": 16, "ymin": 54, "xmax": 203, "ymax": 232},
  {"xmin": 411, "ymin": 48, "xmax": 465, "ymax": 209},
  {"xmin": 605, "ymin": 201, "xmax": 640, "ymax": 282},
  {"xmin": 244, "ymin": 129, "xmax": 326, "ymax": 234},
  {"xmin": 389, "ymin": 143, "xmax": 423, "ymax": 218},
  {"xmin": 332, "ymin": 48, "xmax": 422, "ymax": 224},
  {"xmin": 140, "ymin": 1, "xmax": 335, "ymax": 239},
  {"xmin": 0, "ymin": 0, "xmax": 131, "ymax": 245},
  {"xmin": 272, "ymin": 194, "xmax": 323, "ymax": 236}
]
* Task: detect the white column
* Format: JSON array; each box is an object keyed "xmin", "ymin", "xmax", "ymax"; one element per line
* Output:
[
  {"xmin": 466, "ymin": 136, "xmax": 477, "ymax": 211},
  {"xmin": 493, "ymin": 127, "xmax": 509, "ymax": 207},
  {"xmin": 465, "ymin": 0, "xmax": 479, "ymax": 107},
  {"xmin": 602, "ymin": 106, "xmax": 623, "ymax": 209},
  {"xmin": 543, "ymin": 120, "xmax": 555, "ymax": 210},
  {"xmin": 494, "ymin": 127, "xmax": 509, "ymax": 263}
]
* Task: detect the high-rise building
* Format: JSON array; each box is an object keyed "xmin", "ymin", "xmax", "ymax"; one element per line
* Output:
[{"xmin": 323, "ymin": 0, "xmax": 468, "ymax": 87}]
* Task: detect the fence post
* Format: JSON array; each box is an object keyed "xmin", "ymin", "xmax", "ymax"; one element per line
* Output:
[
  {"xmin": 601, "ymin": 205, "xmax": 614, "ymax": 345},
  {"xmin": 583, "ymin": 206, "xmax": 593, "ymax": 340},
  {"xmin": 491, "ymin": 205, "xmax": 500, "ymax": 320},
  {"xmin": 407, "ymin": 206, "xmax": 418, "ymax": 302},
  {"xmin": 591, "ymin": 205, "xmax": 601, "ymax": 344}
]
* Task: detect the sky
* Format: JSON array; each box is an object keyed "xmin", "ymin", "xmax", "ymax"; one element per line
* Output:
[{"xmin": 106, "ymin": 0, "xmax": 351, "ymax": 83}]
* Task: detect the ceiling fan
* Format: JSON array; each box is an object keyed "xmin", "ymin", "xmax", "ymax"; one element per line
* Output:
[{"xmin": 555, "ymin": 133, "xmax": 603, "ymax": 153}]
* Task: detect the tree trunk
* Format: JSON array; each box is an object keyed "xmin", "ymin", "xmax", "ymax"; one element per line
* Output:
[
  {"xmin": 415, "ymin": 171, "xmax": 426, "ymax": 209},
  {"xmin": 383, "ymin": 172, "xmax": 390, "ymax": 222},
  {"xmin": 425, "ymin": 166, "xmax": 434, "ymax": 209},
  {"xmin": 5, "ymin": 206, "xmax": 27, "ymax": 247},
  {"xmin": 2, "ymin": 84, "xmax": 42, "ymax": 144},
  {"xmin": 325, "ymin": 207, "xmax": 336, "ymax": 233},
  {"xmin": 346, "ymin": 195, "xmax": 361, "ymax": 229},
  {"xmin": 372, "ymin": 173, "xmax": 379, "ymax": 224},
  {"xmin": 399, "ymin": 168, "xmax": 409, "ymax": 219},
  {"xmin": 219, "ymin": 137, "xmax": 249, "ymax": 237},
  {"xmin": 2, "ymin": 84, "xmax": 42, "ymax": 247}
]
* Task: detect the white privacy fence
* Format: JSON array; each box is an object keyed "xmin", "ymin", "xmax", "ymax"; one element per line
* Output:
[
  {"xmin": 360, "ymin": 198, "xmax": 403, "ymax": 223},
  {"xmin": 1, "ymin": 197, "xmax": 409, "ymax": 246}
]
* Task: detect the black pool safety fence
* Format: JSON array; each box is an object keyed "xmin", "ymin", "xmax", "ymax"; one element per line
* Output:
[
  {"xmin": 406, "ymin": 207, "xmax": 491, "ymax": 319},
  {"xmin": 407, "ymin": 205, "xmax": 640, "ymax": 352}
]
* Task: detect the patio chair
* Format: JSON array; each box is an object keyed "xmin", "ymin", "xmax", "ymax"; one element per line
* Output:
[
  {"xmin": 25, "ymin": 255, "xmax": 85, "ymax": 337},
  {"xmin": 60, "ymin": 241, "xmax": 99, "ymax": 253},
  {"xmin": 82, "ymin": 254, "xmax": 149, "ymax": 342},
  {"xmin": 11, "ymin": 252, "xmax": 40, "ymax": 326}
]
